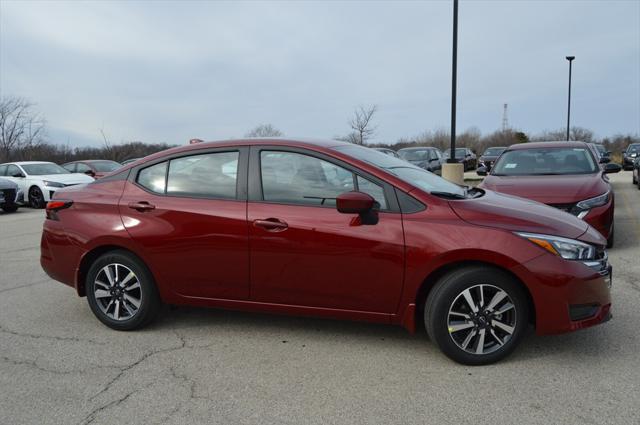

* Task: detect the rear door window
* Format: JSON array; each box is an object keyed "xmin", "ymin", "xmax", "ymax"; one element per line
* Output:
[
  {"xmin": 137, "ymin": 162, "xmax": 168, "ymax": 194},
  {"xmin": 166, "ymin": 152, "xmax": 239, "ymax": 199}
]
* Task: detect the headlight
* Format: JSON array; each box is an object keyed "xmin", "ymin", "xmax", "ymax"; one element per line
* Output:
[
  {"xmin": 575, "ymin": 190, "xmax": 610, "ymax": 211},
  {"xmin": 43, "ymin": 180, "xmax": 65, "ymax": 188},
  {"xmin": 516, "ymin": 232, "xmax": 596, "ymax": 260}
]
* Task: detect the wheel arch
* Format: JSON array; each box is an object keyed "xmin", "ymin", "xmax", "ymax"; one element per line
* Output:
[
  {"xmin": 76, "ymin": 244, "xmax": 156, "ymax": 297},
  {"xmin": 411, "ymin": 260, "xmax": 536, "ymax": 332}
]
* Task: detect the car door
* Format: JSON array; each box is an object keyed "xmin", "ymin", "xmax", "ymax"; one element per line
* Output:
[
  {"xmin": 247, "ymin": 147, "xmax": 405, "ymax": 314},
  {"xmin": 119, "ymin": 147, "xmax": 250, "ymax": 300}
]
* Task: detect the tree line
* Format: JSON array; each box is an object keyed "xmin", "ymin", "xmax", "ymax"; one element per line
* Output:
[{"xmin": 1, "ymin": 96, "xmax": 638, "ymax": 165}]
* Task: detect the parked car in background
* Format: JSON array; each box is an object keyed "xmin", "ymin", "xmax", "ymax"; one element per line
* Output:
[
  {"xmin": 0, "ymin": 177, "xmax": 22, "ymax": 213},
  {"xmin": 592, "ymin": 143, "xmax": 610, "ymax": 162},
  {"xmin": 0, "ymin": 161, "xmax": 94, "ymax": 208},
  {"xmin": 373, "ymin": 148, "xmax": 400, "ymax": 158},
  {"xmin": 397, "ymin": 147, "xmax": 444, "ymax": 174},
  {"xmin": 41, "ymin": 138, "xmax": 612, "ymax": 365},
  {"xmin": 477, "ymin": 147, "xmax": 506, "ymax": 172},
  {"xmin": 479, "ymin": 141, "xmax": 621, "ymax": 247},
  {"xmin": 633, "ymin": 157, "xmax": 640, "ymax": 189},
  {"xmin": 121, "ymin": 158, "xmax": 141, "ymax": 166},
  {"xmin": 443, "ymin": 148, "xmax": 477, "ymax": 171},
  {"xmin": 622, "ymin": 143, "xmax": 640, "ymax": 170},
  {"xmin": 62, "ymin": 160, "xmax": 121, "ymax": 179}
]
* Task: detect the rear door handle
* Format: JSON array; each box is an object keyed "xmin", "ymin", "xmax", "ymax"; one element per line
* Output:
[
  {"xmin": 128, "ymin": 201, "xmax": 156, "ymax": 212},
  {"xmin": 253, "ymin": 218, "xmax": 288, "ymax": 232}
]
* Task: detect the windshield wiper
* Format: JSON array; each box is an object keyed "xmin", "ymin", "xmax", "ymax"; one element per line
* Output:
[{"xmin": 430, "ymin": 191, "xmax": 466, "ymax": 200}]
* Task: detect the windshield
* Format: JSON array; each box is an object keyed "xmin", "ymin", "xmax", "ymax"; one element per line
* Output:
[
  {"xmin": 483, "ymin": 148, "xmax": 505, "ymax": 156},
  {"xmin": 21, "ymin": 163, "xmax": 70, "ymax": 175},
  {"xmin": 627, "ymin": 144, "xmax": 640, "ymax": 153},
  {"xmin": 333, "ymin": 145, "xmax": 466, "ymax": 197},
  {"xmin": 492, "ymin": 147, "xmax": 597, "ymax": 176},
  {"xmin": 398, "ymin": 149, "xmax": 432, "ymax": 161},
  {"xmin": 594, "ymin": 145, "xmax": 606, "ymax": 154},
  {"xmin": 91, "ymin": 161, "xmax": 121, "ymax": 172}
]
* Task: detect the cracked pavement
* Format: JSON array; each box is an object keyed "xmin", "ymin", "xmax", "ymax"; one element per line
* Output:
[{"xmin": 1, "ymin": 171, "xmax": 639, "ymax": 425}]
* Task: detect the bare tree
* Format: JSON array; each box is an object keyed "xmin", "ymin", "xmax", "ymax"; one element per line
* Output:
[
  {"xmin": 0, "ymin": 96, "xmax": 46, "ymax": 161},
  {"xmin": 245, "ymin": 124, "xmax": 283, "ymax": 138},
  {"xmin": 348, "ymin": 105, "xmax": 377, "ymax": 145}
]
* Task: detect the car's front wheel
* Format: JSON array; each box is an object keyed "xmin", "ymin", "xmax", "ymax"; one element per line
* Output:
[
  {"xmin": 425, "ymin": 266, "xmax": 529, "ymax": 365},
  {"xmin": 1, "ymin": 205, "xmax": 18, "ymax": 213},
  {"xmin": 86, "ymin": 250, "xmax": 161, "ymax": 331},
  {"xmin": 29, "ymin": 186, "xmax": 45, "ymax": 209}
]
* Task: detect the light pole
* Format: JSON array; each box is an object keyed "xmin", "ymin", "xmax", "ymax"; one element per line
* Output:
[
  {"xmin": 565, "ymin": 55, "xmax": 575, "ymax": 141},
  {"xmin": 442, "ymin": 0, "xmax": 464, "ymax": 184}
]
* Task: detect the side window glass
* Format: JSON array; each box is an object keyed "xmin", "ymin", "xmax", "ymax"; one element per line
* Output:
[
  {"xmin": 167, "ymin": 151, "xmax": 239, "ymax": 199},
  {"xmin": 7, "ymin": 165, "xmax": 21, "ymax": 177},
  {"xmin": 76, "ymin": 163, "xmax": 91, "ymax": 173},
  {"xmin": 0, "ymin": 165, "xmax": 7, "ymax": 176},
  {"xmin": 261, "ymin": 151, "xmax": 354, "ymax": 206},
  {"xmin": 137, "ymin": 162, "xmax": 167, "ymax": 194},
  {"xmin": 63, "ymin": 164, "xmax": 76, "ymax": 173},
  {"xmin": 357, "ymin": 175, "xmax": 387, "ymax": 210}
]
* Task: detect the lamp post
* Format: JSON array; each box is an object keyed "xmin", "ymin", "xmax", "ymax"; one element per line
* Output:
[
  {"xmin": 442, "ymin": 0, "xmax": 464, "ymax": 184},
  {"xmin": 565, "ymin": 56, "xmax": 575, "ymax": 141}
]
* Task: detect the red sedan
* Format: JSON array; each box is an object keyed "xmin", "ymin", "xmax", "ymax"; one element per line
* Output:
[
  {"xmin": 41, "ymin": 139, "xmax": 612, "ymax": 364},
  {"xmin": 479, "ymin": 141, "xmax": 621, "ymax": 247}
]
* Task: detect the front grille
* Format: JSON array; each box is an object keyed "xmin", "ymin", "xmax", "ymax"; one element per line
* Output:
[
  {"xmin": 1, "ymin": 189, "xmax": 16, "ymax": 204},
  {"xmin": 583, "ymin": 248, "xmax": 609, "ymax": 275},
  {"xmin": 549, "ymin": 203, "xmax": 577, "ymax": 214}
]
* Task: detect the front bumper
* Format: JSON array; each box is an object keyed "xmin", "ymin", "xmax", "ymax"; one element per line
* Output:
[{"xmin": 512, "ymin": 251, "xmax": 612, "ymax": 335}]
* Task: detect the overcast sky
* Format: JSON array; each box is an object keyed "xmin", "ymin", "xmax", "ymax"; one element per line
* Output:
[{"xmin": 1, "ymin": 0, "xmax": 639, "ymax": 147}]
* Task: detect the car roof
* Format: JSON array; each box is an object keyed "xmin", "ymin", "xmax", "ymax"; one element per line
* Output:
[
  {"xmin": 66, "ymin": 159, "xmax": 119, "ymax": 163},
  {"xmin": 3, "ymin": 161, "xmax": 55, "ymax": 165},
  {"xmin": 138, "ymin": 138, "xmax": 351, "ymax": 163},
  {"xmin": 398, "ymin": 146, "xmax": 439, "ymax": 151},
  {"xmin": 507, "ymin": 141, "xmax": 590, "ymax": 150}
]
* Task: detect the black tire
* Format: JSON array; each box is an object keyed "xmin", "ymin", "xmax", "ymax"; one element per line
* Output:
[
  {"xmin": 86, "ymin": 250, "xmax": 161, "ymax": 331},
  {"xmin": 607, "ymin": 224, "xmax": 615, "ymax": 249},
  {"xmin": 424, "ymin": 266, "xmax": 529, "ymax": 365},
  {"xmin": 1, "ymin": 205, "xmax": 18, "ymax": 213},
  {"xmin": 29, "ymin": 186, "xmax": 45, "ymax": 209}
]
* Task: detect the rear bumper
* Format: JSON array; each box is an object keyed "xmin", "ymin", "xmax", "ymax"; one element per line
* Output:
[
  {"xmin": 512, "ymin": 252, "xmax": 612, "ymax": 335},
  {"xmin": 40, "ymin": 220, "xmax": 84, "ymax": 294}
]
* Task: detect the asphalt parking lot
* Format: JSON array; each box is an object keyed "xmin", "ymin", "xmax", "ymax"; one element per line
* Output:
[{"xmin": 1, "ymin": 171, "xmax": 639, "ymax": 425}]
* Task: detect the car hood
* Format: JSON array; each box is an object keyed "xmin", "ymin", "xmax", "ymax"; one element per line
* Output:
[
  {"xmin": 0, "ymin": 177, "xmax": 18, "ymax": 190},
  {"xmin": 449, "ymin": 189, "xmax": 591, "ymax": 240},
  {"xmin": 479, "ymin": 174, "xmax": 606, "ymax": 204},
  {"xmin": 33, "ymin": 173, "xmax": 95, "ymax": 184}
]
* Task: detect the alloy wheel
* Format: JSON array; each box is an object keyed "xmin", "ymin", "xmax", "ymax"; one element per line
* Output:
[
  {"xmin": 447, "ymin": 284, "xmax": 517, "ymax": 355},
  {"xmin": 93, "ymin": 263, "xmax": 142, "ymax": 321}
]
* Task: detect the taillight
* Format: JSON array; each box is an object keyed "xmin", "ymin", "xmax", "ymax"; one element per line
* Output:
[{"xmin": 45, "ymin": 200, "xmax": 73, "ymax": 220}]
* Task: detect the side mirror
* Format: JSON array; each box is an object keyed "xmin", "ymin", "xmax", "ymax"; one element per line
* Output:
[
  {"xmin": 476, "ymin": 166, "xmax": 488, "ymax": 176},
  {"xmin": 336, "ymin": 191, "xmax": 375, "ymax": 214},
  {"xmin": 604, "ymin": 163, "xmax": 621, "ymax": 174},
  {"xmin": 599, "ymin": 157, "xmax": 611, "ymax": 164},
  {"xmin": 12, "ymin": 172, "xmax": 25, "ymax": 178}
]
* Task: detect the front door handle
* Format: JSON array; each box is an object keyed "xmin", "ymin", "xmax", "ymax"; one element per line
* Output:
[
  {"xmin": 128, "ymin": 201, "xmax": 156, "ymax": 212},
  {"xmin": 253, "ymin": 218, "xmax": 288, "ymax": 232}
]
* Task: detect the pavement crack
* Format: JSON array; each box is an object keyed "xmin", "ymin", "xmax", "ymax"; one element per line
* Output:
[
  {"xmin": 0, "ymin": 323, "xmax": 107, "ymax": 345},
  {"xmin": 0, "ymin": 279, "xmax": 49, "ymax": 294},
  {"xmin": 88, "ymin": 330, "xmax": 187, "ymax": 402},
  {"xmin": 79, "ymin": 389, "xmax": 136, "ymax": 425}
]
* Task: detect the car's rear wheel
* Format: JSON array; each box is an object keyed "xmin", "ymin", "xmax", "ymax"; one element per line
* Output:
[
  {"xmin": 425, "ymin": 266, "xmax": 529, "ymax": 365},
  {"xmin": 29, "ymin": 186, "xmax": 45, "ymax": 209},
  {"xmin": 86, "ymin": 250, "xmax": 161, "ymax": 331}
]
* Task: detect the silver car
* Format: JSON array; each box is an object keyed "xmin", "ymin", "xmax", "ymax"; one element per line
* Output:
[{"xmin": 0, "ymin": 177, "xmax": 22, "ymax": 213}]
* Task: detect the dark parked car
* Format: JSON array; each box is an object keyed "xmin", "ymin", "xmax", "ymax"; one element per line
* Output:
[
  {"xmin": 397, "ymin": 147, "xmax": 443, "ymax": 174},
  {"xmin": 622, "ymin": 143, "xmax": 640, "ymax": 170},
  {"xmin": 443, "ymin": 148, "xmax": 477, "ymax": 171},
  {"xmin": 373, "ymin": 148, "xmax": 400, "ymax": 158},
  {"xmin": 41, "ymin": 138, "xmax": 612, "ymax": 365},
  {"xmin": 0, "ymin": 177, "xmax": 22, "ymax": 213},
  {"xmin": 62, "ymin": 160, "xmax": 122, "ymax": 179},
  {"xmin": 633, "ymin": 157, "xmax": 640, "ymax": 189},
  {"xmin": 479, "ymin": 141, "xmax": 621, "ymax": 247},
  {"xmin": 478, "ymin": 147, "xmax": 506, "ymax": 172}
]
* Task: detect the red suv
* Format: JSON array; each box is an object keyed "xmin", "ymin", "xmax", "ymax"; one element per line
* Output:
[
  {"xmin": 478, "ymin": 141, "xmax": 621, "ymax": 247},
  {"xmin": 41, "ymin": 139, "xmax": 612, "ymax": 364}
]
